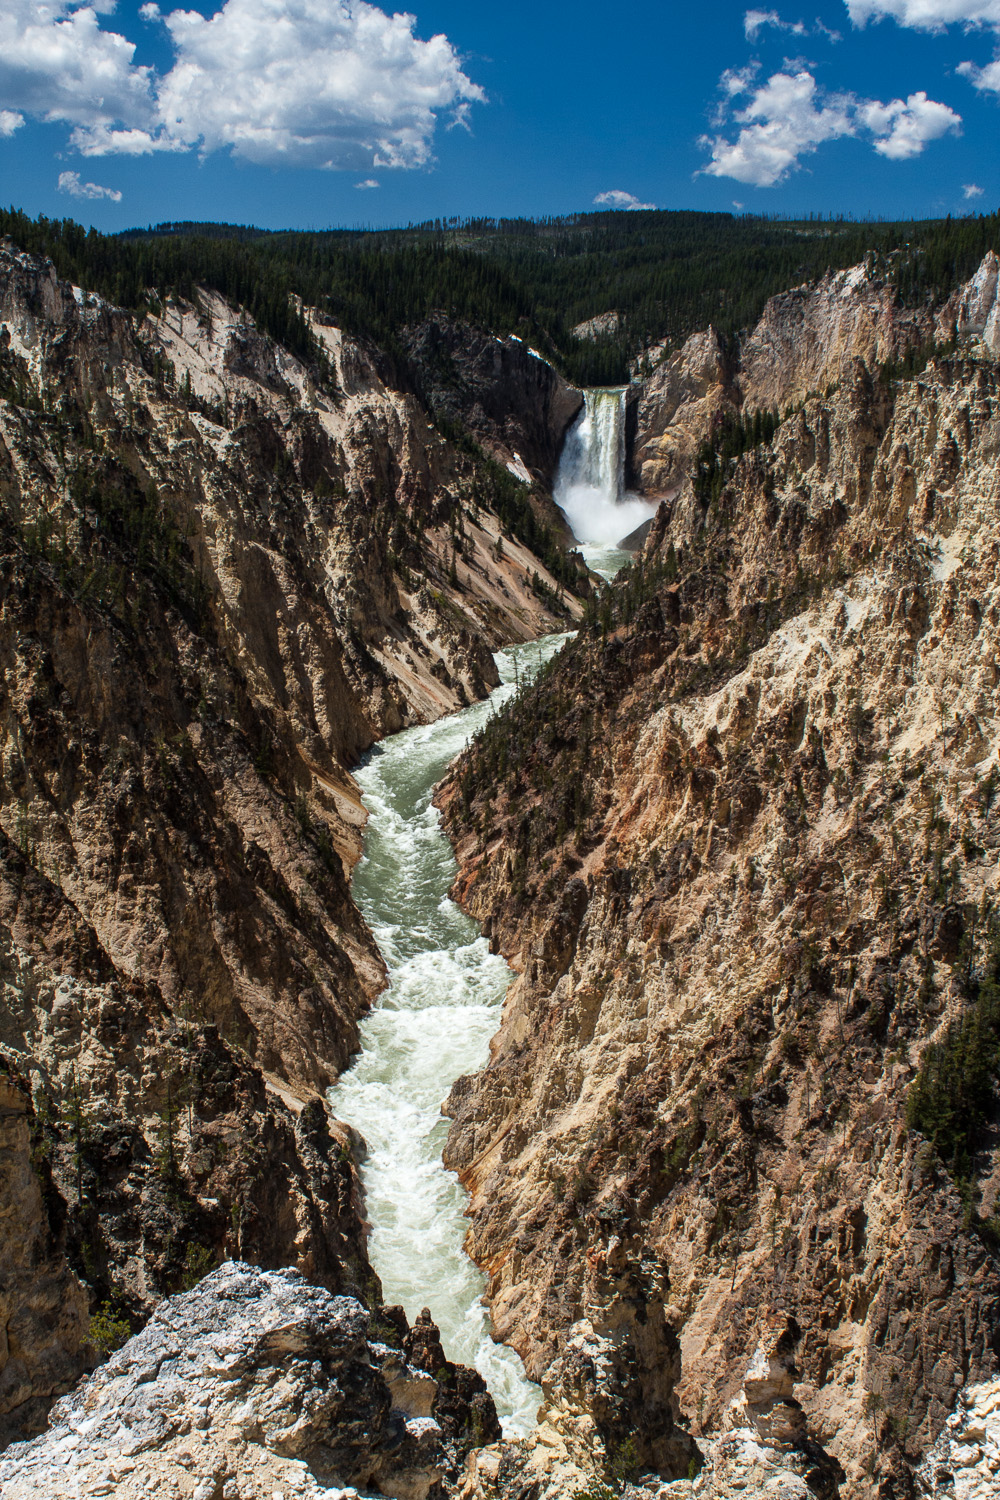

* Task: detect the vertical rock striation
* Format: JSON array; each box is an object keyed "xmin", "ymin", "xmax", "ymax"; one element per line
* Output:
[
  {"xmin": 633, "ymin": 260, "xmax": 952, "ymax": 502},
  {"xmin": 0, "ymin": 239, "xmax": 587, "ymax": 1437},
  {"xmin": 440, "ymin": 256, "xmax": 1000, "ymax": 1495}
]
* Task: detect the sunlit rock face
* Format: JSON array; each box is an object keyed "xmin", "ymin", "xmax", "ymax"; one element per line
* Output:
[
  {"xmin": 439, "ymin": 256, "xmax": 1000, "ymax": 1496},
  {"xmin": 948, "ymin": 249, "xmax": 1000, "ymax": 358},
  {"xmin": 916, "ymin": 1378, "xmax": 1000, "ymax": 1498},
  {"xmin": 0, "ymin": 1262, "xmax": 498, "ymax": 1500},
  {"xmin": 633, "ymin": 326, "xmax": 733, "ymax": 500},
  {"xmin": 630, "ymin": 255, "xmax": 992, "ymax": 503},
  {"xmin": 458, "ymin": 1317, "xmax": 843, "ymax": 1500}
]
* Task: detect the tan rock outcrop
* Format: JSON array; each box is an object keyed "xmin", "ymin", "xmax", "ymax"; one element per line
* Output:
[
  {"xmin": 724, "ymin": 1316, "xmax": 807, "ymax": 1448},
  {"xmin": 441, "ymin": 263, "xmax": 1000, "ymax": 1495},
  {"xmin": 943, "ymin": 249, "xmax": 1000, "ymax": 358},
  {"xmin": 0, "ymin": 1262, "xmax": 497, "ymax": 1500},
  {"xmin": 633, "ymin": 329, "xmax": 732, "ymax": 500},
  {"xmin": 737, "ymin": 264, "xmax": 931, "ymax": 411},
  {"xmin": 633, "ymin": 260, "xmax": 940, "ymax": 500},
  {"xmin": 917, "ymin": 1378, "xmax": 1000, "ymax": 1497}
]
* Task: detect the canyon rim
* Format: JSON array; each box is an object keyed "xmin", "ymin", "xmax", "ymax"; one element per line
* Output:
[{"xmin": 0, "ymin": 209, "xmax": 999, "ymax": 1500}]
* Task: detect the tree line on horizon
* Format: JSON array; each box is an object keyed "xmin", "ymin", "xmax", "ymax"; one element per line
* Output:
[{"xmin": 1, "ymin": 205, "xmax": 997, "ymax": 387}]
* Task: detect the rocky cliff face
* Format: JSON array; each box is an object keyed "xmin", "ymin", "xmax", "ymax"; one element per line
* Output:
[
  {"xmin": 0, "ymin": 1047, "xmax": 89, "ymax": 1447},
  {"xmin": 0, "ymin": 1261, "xmax": 499, "ymax": 1500},
  {"xmin": 916, "ymin": 1376, "xmax": 1000, "ymax": 1497},
  {"xmin": 633, "ymin": 260, "xmax": 946, "ymax": 500},
  {"xmin": 460, "ymin": 1315, "xmax": 844, "ymax": 1500},
  {"xmin": 400, "ymin": 314, "xmax": 583, "ymax": 489},
  {"xmin": 0, "ymin": 241, "xmax": 585, "ymax": 1436},
  {"xmin": 440, "ymin": 255, "xmax": 1000, "ymax": 1496}
]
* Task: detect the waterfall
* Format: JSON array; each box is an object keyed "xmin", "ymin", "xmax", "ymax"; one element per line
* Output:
[
  {"xmin": 554, "ymin": 387, "xmax": 656, "ymax": 563},
  {"xmin": 559, "ymin": 387, "xmax": 627, "ymax": 504}
]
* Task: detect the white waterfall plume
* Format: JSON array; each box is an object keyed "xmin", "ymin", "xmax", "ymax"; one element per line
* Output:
[{"xmin": 554, "ymin": 387, "xmax": 657, "ymax": 548}]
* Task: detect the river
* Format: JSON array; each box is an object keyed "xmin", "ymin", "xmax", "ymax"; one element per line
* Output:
[
  {"xmin": 326, "ymin": 385, "xmax": 652, "ymax": 1433},
  {"xmin": 327, "ymin": 633, "xmax": 566, "ymax": 1434}
]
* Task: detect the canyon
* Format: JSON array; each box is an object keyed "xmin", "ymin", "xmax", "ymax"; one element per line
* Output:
[
  {"xmin": 440, "ymin": 253, "xmax": 1000, "ymax": 1497},
  {"xmin": 0, "ymin": 237, "xmax": 583, "ymax": 1458},
  {"xmin": 1, "ymin": 225, "xmax": 1000, "ymax": 1500}
]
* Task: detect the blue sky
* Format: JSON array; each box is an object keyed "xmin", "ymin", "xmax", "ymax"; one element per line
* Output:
[{"xmin": 1, "ymin": 0, "xmax": 998, "ymax": 230}]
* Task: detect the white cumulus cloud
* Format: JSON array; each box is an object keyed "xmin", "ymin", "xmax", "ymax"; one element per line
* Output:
[
  {"xmin": 355, "ymin": 177, "xmax": 380, "ymax": 189},
  {"xmin": 963, "ymin": 180, "xmax": 985, "ymax": 194},
  {"xmin": 593, "ymin": 189, "xmax": 657, "ymax": 210},
  {"xmin": 701, "ymin": 70, "xmax": 855, "ymax": 186},
  {"xmin": 0, "ymin": 0, "xmax": 483, "ymax": 169},
  {"xmin": 846, "ymin": 0, "xmax": 1000, "ymax": 28},
  {"xmin": 745, "ymin": 9, "xmax": 807, "ymax": 38},
  {"xmin": 154, "ymin": 0, "xmax": 483, "ymax": 168},
  {"xmin": 958, "ymin": 55, "xmax": 1000, "ymax": 89},
  {"xmin": 0, "ymin": 0, "xmax": 159, "ymax": 153},
  {"xmin": 702, "ymin": 67, "xmax": 962, "ymax": 184},
  {"xmin": 860, "ymin": 89, "xmax": 962, "ymax": 155},
  {"xmin": 57, "ymin": 168, "xmax": 122, "ymax": 200},
  {"xmin": 0, "ymin": 110, "xmax": 24, "ymax": 137}
]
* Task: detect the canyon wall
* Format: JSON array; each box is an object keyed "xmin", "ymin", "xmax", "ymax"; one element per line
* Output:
[
  {"xmin": 400, "ymin": 314, "xmax": 583, "ymax": 488},
  {"xmin": 0, "ymin": 241, "xmax": 584, "ymax": 1436},
  {"xmin": 0, "ymin": 1048, "xmax": 89, "ymax": 1447},
  {"xmin": 440, "ymin": 255, "xmax": 1000, "ymax": 1497},
  {"xmin": 629, "ymin": 256, "xmax": 987, "ymax": 502}
]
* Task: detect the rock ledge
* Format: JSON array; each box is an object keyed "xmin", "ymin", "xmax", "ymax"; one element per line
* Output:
[{"xmin": 0, "ymin": 1262, "xmax": 483, "ymax": 1500}]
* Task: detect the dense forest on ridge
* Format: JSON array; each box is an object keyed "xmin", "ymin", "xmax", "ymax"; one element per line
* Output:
[{"xmin": 1, "ymin": 205, "xmax": 998, "ymax": 385}]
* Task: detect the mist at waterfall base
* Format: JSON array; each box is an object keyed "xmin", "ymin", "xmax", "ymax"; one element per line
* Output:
[
  {"xmin": 327, "ymin": 638, "xmax": 567, "ymax": 1437},
  {"xmin": 555, "ymin": 388, "xmax": 657, "ymax": 570}
]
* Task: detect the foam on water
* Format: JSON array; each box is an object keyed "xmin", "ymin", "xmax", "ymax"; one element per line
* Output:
[{"xmin": 328, "ymin": 635, "xmax": 568, "ymax": 1436}]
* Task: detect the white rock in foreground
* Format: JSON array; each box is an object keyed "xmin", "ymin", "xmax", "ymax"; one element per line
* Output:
[
  {"xmin": 0, "ymin": 1262, "xmax": 456, "ymax": 1500},
  {"xmin": 916, "ymin": 1379, "xmax": 1000, "ymax": 1499}
]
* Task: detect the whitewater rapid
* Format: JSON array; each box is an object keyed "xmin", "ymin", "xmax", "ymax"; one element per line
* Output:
[
  {"xmin": 327, "ymin": 636, "xmax": 566, "ymax": 1436},
  {"xmin": 326, "ymin": 386, "xmax": 643, "ymax": 1435}
]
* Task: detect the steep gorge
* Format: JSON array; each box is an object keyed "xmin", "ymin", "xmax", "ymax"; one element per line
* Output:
[
  {"xmin": 440, "ymin": 256, "xmax": 1000, "ymax": 1497},
  {"xmin": 0, "ymin": 238, "xmax": 586, "ymax": 1445},
  {"xmin": 6, "ymin": 223, "xmax": 1000, "ymax": 1500}
]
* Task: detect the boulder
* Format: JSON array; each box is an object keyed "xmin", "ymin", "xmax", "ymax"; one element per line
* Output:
[{"xmin": 0, "ymin": 1262, "xmax": 497, "ymax": 1500}]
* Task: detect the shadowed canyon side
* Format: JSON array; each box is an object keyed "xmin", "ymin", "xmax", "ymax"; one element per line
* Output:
[
  {"xmin": 0, "ymin": 239, "xmax": 588, "ymax": 1441},
  {"xmin": 440, "ymin": 255, "xmax": 1000, "ymax": 1498}
]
